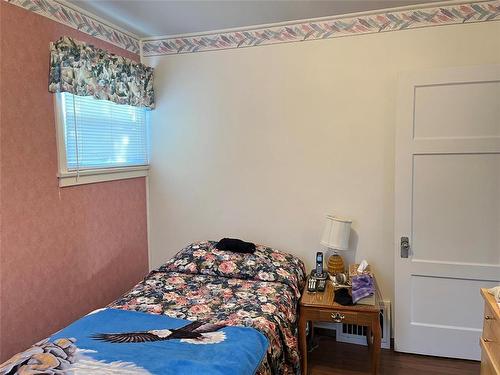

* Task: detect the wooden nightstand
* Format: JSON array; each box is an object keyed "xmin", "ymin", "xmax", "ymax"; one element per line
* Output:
[{"xmin": 299, "ymin": 279, "xmax": 382, "ymax": 374}]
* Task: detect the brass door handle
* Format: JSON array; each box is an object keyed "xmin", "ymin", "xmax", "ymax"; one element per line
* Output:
[
  {"xmin": 484, "ymin": 315, "xmax": 494, "ymax": 320},
  {"xmin": 331, "ymin": 312, "xmax": 345, "ymax": 323},
  {"xmin": 482, "ymin": 337, "xmax": 492, "ymax": 343}
]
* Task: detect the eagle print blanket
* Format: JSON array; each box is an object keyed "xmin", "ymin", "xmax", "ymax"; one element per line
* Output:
[
  {"xmin": 0, "ymin": 241, "xmax": 305, "ymax": 375},
  {"xmin": 0, "ymin": 308, "xmax": 268, "ymax": 375}
]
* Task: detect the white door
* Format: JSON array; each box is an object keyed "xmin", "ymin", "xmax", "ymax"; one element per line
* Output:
[{"xmin": 394, "ymin": 65, "xmax": 500, "ymax": 360}]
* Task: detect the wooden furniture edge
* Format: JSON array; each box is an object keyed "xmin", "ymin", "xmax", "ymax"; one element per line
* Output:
[
  {"xmin": 481, "ymin": 288, "xmax": 500, "ymax": 320},
  {"xmin": 480, "ymin": 334, "xmax": 500, "ymax": 374},
  {"xmin": 300, "ymin": 279, "xmax": 380, "ymax": 312},
  {"xmin": 300, "ymin": 299, "xmax": 380, "ymax": 311}
]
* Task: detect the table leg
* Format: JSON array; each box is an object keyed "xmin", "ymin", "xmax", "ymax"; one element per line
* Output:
[
  {"xmin": 310, "ymin": 321, "xmax": 315, "ymax": 347},
  {"xmin": 371, "ymin": 315, "xmax": 381, "ymax": 375},
  {"xmin": 366, "ymin": 326, "xmax": 372, "ymax": 348},
  {"xmin": 299, "ymin": 314, "xmax": 308, "ymax": 375}
]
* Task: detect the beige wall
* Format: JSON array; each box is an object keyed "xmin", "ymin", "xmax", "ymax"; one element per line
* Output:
[{"xmin": 146, "ymin": 21, "xmax": 500, "ymax": 305}]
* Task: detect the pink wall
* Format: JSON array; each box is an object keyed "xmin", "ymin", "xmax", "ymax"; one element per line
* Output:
[{"xmin": 0, "ymin": 2, "xmax": 149, "ymax": 360}]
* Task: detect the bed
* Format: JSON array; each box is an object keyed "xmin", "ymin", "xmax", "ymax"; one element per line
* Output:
[{"xmin": 0, "ymin": 241, "xmax": 306, "ymax": 375}]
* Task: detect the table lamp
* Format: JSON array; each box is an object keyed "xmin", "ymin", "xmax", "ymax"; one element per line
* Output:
[{"xmin": 321, "ymin": 215, "xmax": 352, "ymax": 275}]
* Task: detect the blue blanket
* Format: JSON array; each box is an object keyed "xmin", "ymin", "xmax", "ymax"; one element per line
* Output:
[{"xmin": 38, "ymin": 308, "xmax": 267, "ymax": 374}]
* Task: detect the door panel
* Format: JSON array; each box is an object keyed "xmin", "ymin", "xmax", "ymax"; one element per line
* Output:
[
  {"xmin": 414, "ymin": 81, "xmax": 500, "ymax": 139},
  {"xmin": 395, "ymin": 65, "xmax": 500, "ymax": 360},
  {"xmin": 413, "ymin": 153, "xmax": 500, "ymax": 265},
  {"xmin": 411, "ymin": 276, "xmax": 497, "ymax": 329}
]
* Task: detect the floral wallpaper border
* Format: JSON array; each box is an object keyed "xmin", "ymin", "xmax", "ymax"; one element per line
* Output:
[
  {"xmin": 5, "ymin": 0, "xmax": 140, "ymax": 54},
  {"xmin": 142, "ymin": 0, "xmax": 500, "ymax": 56},
  {"xmin": 6, "ymin": 0, "xmax": 500, "ymax": 57}
]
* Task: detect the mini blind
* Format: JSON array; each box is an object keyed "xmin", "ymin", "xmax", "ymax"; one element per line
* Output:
[{"xmin": 59, "ymin": 92, "xmax": 149, "ymax": 171}]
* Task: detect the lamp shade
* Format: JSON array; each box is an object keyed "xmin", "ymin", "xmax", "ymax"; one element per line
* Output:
[{"xmin": 321, "ymin": 215, "xmax": 352, "ymax": 251}]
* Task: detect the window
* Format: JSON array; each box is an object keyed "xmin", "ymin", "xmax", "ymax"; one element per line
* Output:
[{"xmin": 55, "ymin": 93, "xmax": 150, "ymax": 186}]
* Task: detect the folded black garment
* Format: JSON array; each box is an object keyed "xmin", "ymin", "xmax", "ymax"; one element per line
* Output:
[
  {"xmin": 334, "ymin": 288, "xmax": 354, "ymax": 306},
  {"xmin": 216, "ymin": 238, "xmax": 256, "ymax": 254}
]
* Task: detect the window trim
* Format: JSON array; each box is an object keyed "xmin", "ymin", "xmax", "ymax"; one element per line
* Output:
[{"xmin": 54, "ymin": 94, "xmax": 149, "ymax": 187}]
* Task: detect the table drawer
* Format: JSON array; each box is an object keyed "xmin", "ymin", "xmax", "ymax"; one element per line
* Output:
[{"xmin": 308, "ymin": 309, "xmax": 360, "ymax": 324}]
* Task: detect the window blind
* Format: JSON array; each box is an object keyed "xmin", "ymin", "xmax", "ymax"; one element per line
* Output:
[{"xmin": 59, "ymin": 92, "xmax": 149, "ymax": 171}]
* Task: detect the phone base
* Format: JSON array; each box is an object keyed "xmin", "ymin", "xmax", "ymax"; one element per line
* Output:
[{"xmin": 308, "ymin": 270, "xmax": 329, "ymax": 292}]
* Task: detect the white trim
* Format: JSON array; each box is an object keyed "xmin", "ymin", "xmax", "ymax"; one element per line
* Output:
[
  {"xmin": 54, "ymin": 94, "xmax": 69, "ymax": 177},
  {"xmin": 58, "ymin": 165, "xmax": 149, "ymax": 178},
  {"xmin": 146, "ymin": 175, "xmax": 152, "ymax": 270},
  {"xmin": 58, "ymin": 168, "xmax": 149, "ymax": 187},
  {"xmin": 410, "ymin": 322, "xmax": 482, "ymax": 332}
]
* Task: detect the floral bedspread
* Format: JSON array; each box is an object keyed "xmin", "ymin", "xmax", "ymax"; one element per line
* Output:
[{"xmin": 110, "ymin": 241, "xmax": 306, "ymax": 375}]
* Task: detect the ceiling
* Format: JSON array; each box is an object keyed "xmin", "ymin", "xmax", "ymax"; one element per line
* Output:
[{"xmin": 66, "ymin": 0, "xmax": 442, "ymax": 38}]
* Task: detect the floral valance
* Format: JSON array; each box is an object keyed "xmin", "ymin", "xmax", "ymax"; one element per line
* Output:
[{"xmin": 49, "ymin": 36, "xmax": 154, "ymax": 109}]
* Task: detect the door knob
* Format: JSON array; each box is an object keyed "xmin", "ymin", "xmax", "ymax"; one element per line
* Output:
[{"xmin": 401, "ymin": 237, "xmax": 410, "ymax": 258}]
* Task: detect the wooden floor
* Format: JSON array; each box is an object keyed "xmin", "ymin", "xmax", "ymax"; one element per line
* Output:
[{"xmin": 308, "ymin": 333, "xmax": 480, "ymax": 375}]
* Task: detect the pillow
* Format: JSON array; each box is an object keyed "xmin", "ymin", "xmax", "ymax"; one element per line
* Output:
[
  {"xmin": 216, "ymin": 238, "xmax": 256, "ymax": 254},
  {"xmin": 158, "ymin": 241, "xmax": 306, "ymax": 298}
]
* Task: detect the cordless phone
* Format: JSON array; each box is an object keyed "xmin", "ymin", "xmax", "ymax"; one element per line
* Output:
[
  {"xmin": 315, "ymin": 252, "xmax": 324, "ymax": 275},
  {"xmin": 307, "ymin": 252, "xmax": 328, "ymax": 292}
]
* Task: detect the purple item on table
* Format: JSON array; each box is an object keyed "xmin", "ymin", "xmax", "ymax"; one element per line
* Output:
[{"xmin": 351, "ymin": 274, "xmax": 374, "ymax": 303}]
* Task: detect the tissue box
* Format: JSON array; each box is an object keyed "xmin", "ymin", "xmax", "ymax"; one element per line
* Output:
[
  {"xmin": 349, "ymin": 264, "xmax": 375, "ymax": 305},
  {"xmin": 349, "ymin": 263, "xmax": 373, "ymax": 278}
]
